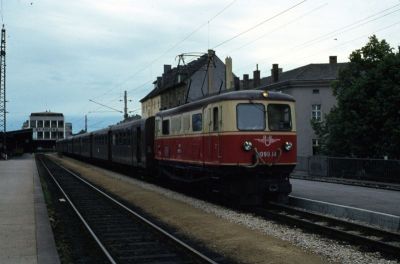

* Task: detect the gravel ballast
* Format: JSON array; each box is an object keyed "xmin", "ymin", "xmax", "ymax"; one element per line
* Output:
[{"xmin": 49, "ymin": 155, "xmax": 399, "ymax": 264}]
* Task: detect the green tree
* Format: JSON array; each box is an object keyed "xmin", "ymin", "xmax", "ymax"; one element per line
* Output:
[{"xmin": 313, "ymin": 35, "xmax": 400, "ymax": 159}]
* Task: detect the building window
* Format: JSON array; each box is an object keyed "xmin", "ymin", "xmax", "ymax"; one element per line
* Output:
[
  {"xmin": 312, "ymin": 89, "xmax": 319, "ymax": 94},
  {"xmin": 44, "ymin": 120, "xmax": 50, "ymax": 128},
  {"xmin": 37, "ymin": 131, "xmax": 43, "ymax": 139},
  {"xmin": 51, "ymin": 131, "xmax": 57, "ymax": 139},
  {"xmin": 311, "ymin": 104, "xmax": 322, "ymax": 121},
  {"xmin": 30, "ymin": 121, "xmax": 36, "ymax": 128},
  {"xmin": 44, "ymin": 131, "xmax": 50, "ymax": 139},
  {"xmin": 58, "ymin": 121, "xmax": 64, "ymax": 128},
  {"xmin": 38, "ymin": 120, "xmax": 43, "ymax": 128},
  {"xmin": 312, "ymin": 139, "xmax": 320, "ymax": 155},
  {"xmin": 58, "ymin": 132, "xmax": 64, "ymax": 139},
  {"xmin": 51, "ymin": 120, "xmax": 57, "ymax": 127}
]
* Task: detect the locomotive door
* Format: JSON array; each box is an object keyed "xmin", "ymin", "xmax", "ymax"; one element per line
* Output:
[{"xmin": 206, "ymin": 105, "xmax": 220, "ymax": 164}]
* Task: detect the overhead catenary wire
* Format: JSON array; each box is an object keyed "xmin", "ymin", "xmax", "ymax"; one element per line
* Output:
[
  {"xmin": 224, "ymin": 2, "xmax": 328, "ymax": 56},
  {"xmin": 213, "ymin": 0, "xmax": 307, "ymax": 49},
  {"xmin": 91, "ymin": 0, "xmax": 237, "ymax": 102},
  {"xmin": 234, "ymin": 3, "xmax": 400, "ymax": 73},
  {"xmin": 293, "ymin": 2, "xmax": 400, "ymax": 49},
  {"xmin": 282, "ymin": 20, "xmax": 400, "ymax": 64}
]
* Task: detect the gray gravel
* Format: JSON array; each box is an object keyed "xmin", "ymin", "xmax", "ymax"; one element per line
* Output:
[{"xmin": 111, "ymin": 173, "xmax": 399, "ymax": 264}]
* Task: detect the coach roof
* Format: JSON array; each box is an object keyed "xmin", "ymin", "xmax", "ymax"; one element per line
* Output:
[{"xmin": 156, "ymin": 89, "xmax": 294, "ymax": 117}]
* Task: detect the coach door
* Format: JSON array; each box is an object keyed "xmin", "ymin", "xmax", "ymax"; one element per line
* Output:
[{"xmin": 206, "ymin": 105, "xmax": 221, "ymax": 164}]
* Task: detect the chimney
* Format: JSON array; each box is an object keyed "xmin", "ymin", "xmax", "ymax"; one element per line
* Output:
[
  {"xmin": 225, "ymin": 57, "xmax": 233, "ymax": 90},
  {"xmin": 243, "ymin": 74, "xmax": 249, "ymax": 90},
  {"xmin": 253, "ymin": 64, "xmax": 260, "ymax": 88},
  {"xmin": 271, "ymin": 64, "xmax": 279, "ymax": 83},
  {"xmin": 329, "ymin": 56, "xmax": 337, "ymax": 64},
  {"xmin": 164, "ymin": 64, "xmax": 171, "ymax": 73},
  {"xmin": 157, "ymin": 77, "xmax": 162, "ymax": 88},
  {"xmin": 234, "ymin": 77, "xmax": 240, "ymax": 91}
]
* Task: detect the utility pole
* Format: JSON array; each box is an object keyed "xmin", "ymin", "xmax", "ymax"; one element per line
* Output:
[
  {"xmin": 0, "ymin": 25, "xmax": 6, "ymax": 158},
  {"xmin": 124, "ymin": 90, "xmax": 128, "ymax": 120},
  {"xmin": 85, "ymin": 114, "xmax": 87, "ymax": 132}
]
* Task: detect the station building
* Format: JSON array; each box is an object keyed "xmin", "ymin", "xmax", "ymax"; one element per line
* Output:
[{"xmin": 22, "ymin": 111, "xmax": 72, "ymax": 150}]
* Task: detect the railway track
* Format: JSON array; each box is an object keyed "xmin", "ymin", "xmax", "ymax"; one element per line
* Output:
[
  {"xmin": 254, "ymin": 202, "xmax": 400, "ymax": 259},
  {"xmin": 37, "ymin": 155, "xmax": 219, "ymax": 264}
]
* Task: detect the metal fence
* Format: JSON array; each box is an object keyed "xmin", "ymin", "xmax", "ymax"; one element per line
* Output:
[{"xmin": 295, "ymin": 156, "xmax": 400, "ymax": 184}]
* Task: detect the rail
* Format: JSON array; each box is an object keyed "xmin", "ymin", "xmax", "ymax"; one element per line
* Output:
[{"xmin": 38, "ymin": 155, "xmax": 219, "ymax": 264}]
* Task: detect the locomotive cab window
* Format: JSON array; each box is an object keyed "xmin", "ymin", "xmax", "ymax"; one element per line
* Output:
[
  {"xmin": 268, "ymin": 104, "xmax": 292, "ymax": 131},
  {"xmin": 237, "ymin": 103, "xmax": 265, "ymax": 130}
]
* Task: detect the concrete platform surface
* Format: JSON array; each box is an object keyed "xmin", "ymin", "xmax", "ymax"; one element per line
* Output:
[
  {"xmin": 0, "ymin": 154, "xmax": 59, "ymax": 264},
  {"xmin": 291, "ymin": 178, "xmax": 400, "ymax": 216}
]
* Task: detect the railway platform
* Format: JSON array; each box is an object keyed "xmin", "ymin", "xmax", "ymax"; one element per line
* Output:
[
  {"xmin": 290, "ymin": 178, "xmax": 400, "ymax": 232},
  {"xmin": 0, "ymin": 154, "xmax": 59, "ymax": 264}
]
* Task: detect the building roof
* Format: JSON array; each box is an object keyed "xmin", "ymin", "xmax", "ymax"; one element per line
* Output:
[
  {"xmin": 30, "ymin": 111, "xmax": 64, "ymax": 117},
  {"xmin": 140, "ymin": 53, "xmax": 210, "ymax": 102},
  {"xmin": 259, "ymin": 62, "xmax": 348, "ymax": 88}
]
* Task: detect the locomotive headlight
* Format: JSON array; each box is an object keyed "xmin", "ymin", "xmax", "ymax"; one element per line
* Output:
[
  {"xmin": 283, "ymin": 141, "xmax": 293, "ymax": 152},
  {"xmin": 243, "ymin": 141, "xmax": 253, "ymax": 151}
]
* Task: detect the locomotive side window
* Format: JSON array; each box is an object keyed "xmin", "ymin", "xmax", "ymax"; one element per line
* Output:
[
  {"xmin": 268, "ymin": 104, "xmax": 292, "ymax": 131},
  {"xmin": 192, "ymin": 113, "xmax": 202, "ymax": 132},
  {"xmin": 171, "ymin": 116, "xmax": 182, "ymax": 134},
  {"xmin": 162, "ymin": 119, "xmax": 170, "ymax": 135},
  {"xmin": 213, "ymin": 107, "xmax": 219, "ymax": 131},
  {"xmin": 182, "ymin": 114, "xmax": 190, "ymax": 132},
  {"xmin": 237, "ymin": 103, "xmax": 265, "ymax": 130}
]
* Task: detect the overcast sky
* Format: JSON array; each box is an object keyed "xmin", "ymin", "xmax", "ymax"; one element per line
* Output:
[{"xmin": 3, "ymin": 0, "xmax": 400, "ymax": 132}]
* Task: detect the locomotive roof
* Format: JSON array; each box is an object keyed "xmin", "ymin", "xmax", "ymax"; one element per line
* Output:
[
  {"xmin": 110, "ymin": 118, "xmax": 145, "ymax": 131},
  {"xmin": 156, "ymin": 89, "xmax": 294, "ymax": 117}
]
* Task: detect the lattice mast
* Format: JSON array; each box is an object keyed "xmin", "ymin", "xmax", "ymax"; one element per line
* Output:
[{"xmin": 0, "ymin": 24, "xmax": 6, "ymax": 154}]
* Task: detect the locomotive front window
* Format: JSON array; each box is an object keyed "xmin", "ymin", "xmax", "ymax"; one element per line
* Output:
[
  {"xmin": 237, "ymin": 103, "xmax": 266, "ymax": 130},
  {"xmin": 268, "ymin": 104, "xmax": 292, "ymax": 131}
]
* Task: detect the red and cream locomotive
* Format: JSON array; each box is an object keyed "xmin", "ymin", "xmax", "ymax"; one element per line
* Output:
[
  {"xmin": 154, "ymin": 89, "xmax": 296, "ymax": 203},
  {"xmin": 57, "ymin": 89, "xmax": 296, "ymax": 204}
]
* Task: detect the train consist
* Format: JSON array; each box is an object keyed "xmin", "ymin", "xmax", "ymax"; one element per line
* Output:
[{"xmin": 57, "ymin": 90, "xmax": 297, "ymax": 204}]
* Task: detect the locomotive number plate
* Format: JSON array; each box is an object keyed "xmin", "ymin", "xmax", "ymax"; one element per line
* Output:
[{"xmin": 258, "ymin": 151, "xmax": 278, "ymax": 158}]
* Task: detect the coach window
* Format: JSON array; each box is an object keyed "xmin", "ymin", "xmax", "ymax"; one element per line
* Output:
[
  {"xmin": 268, "ymin": 104, "xmax": 292, "ymax": 131},
  {"xmin": 213, "ymin": 107, "xmax": 219, "ymax": 131},
  {"xmin": 237, "ymin": 103, "xmax": 265, "ymax": 130},
  {"xmin": 192, "ymin": 113, "xmax": 202, "ymax": 132},
  {"xmin": 162, "ymin": 119, "xmax": 170, "ymax": 135}
]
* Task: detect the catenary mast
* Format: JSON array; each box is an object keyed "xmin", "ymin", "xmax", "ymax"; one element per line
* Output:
[{"xmin": 0, "ymin": 24, "xmax": 6, "ymax": 156}]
